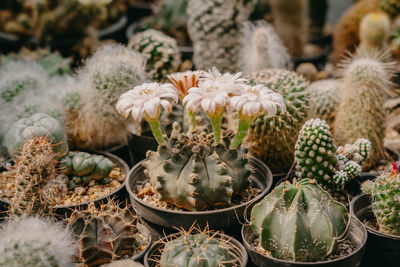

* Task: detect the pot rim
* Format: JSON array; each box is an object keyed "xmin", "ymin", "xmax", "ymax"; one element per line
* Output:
[
  {"xmin": 350, "ymin": 193, "xmax": 400, "ymax": 240},
  {"xmin": 241, "ymin": 217, "xmax": 368, "ymax": 265},
  {"xmin": 125, "ymin": 156, "xmax": 273, "ymax": 216}
]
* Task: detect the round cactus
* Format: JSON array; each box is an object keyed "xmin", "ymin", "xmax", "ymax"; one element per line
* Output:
[
  {"xmin": 72, "ymin": 152, "xmax": 96, "ymax": 176},
  {"xmin": 4, "ymin": 113, "xmax": 68, "ymax": 160},
  {"xmin": 90, "ymin": 155, "xmax": 114, "ymax": 180},
  {"xmin": 251, "ymin": 178, "xmax": 349, "ymax": 262},
  {"xmin": 128, "ymin": 29, "xmax": 181, "ymax": 81},
  {"xmin": 244, "ymin": 69, "xmax": 309, "ymax": 173},
  {"xmin": 359, "ymin": 12, "xmax": 391, "ymax": 53},
  {"xmin": 362, "ymin": 163, "xmax": 400, "ymax": 236}
]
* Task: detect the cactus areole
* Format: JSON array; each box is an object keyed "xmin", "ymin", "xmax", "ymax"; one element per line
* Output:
[{"xmin": 251, "ymin": 179, "xmax": 349, "ymax": 262}]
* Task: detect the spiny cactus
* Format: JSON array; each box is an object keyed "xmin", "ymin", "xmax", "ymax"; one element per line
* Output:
[
  {"xmin": 244, "ymin": 69, "xmax": 309, "ymax": 173},
  {"xmin": 240, "ymin": 21, "xmax": 291, "ymax": 74},
  {"xmin": 128, "ymin": 29, "xmax": 181, "ymax": 82},
  {"xmin": 379, "ymin": 0, "xmax": 400, "ymax": 16},
  {"xmin": 67, "ymin": 201, "xmax": 143, "ymax": 267},
  {"xmin": 186, "ymin": 0, "xmax": 256, "ymax": 72},
  {"xmin": 6, "ymin": 137, "xmax": 64, "ymax": 217},
  {"xmin": 334, "ymin": 50, "xmax": 395, "ymax": 169},
  {"xmin": 65, "ymin": 44, "xmax": 148, "ymax": 150},
  {"xmin": 362, "ymin": 163, "xmax": 400, "ymax": 236},
  {"xmin": 251, "ymin": 178, "xmax": 349, "ymax": 262},
  {"xmin": 307, "ymin": 79, "xmax": 342, "ymax": 127},
  {"xmin": 359, "ymin": 12, "xmax": 391, "ymax": 53},
  {"xmin": 143, "ymin": 122, "xmax": 251, "ymax": 211},
  {"xmin": 269, "ymin": 0, "xmax": 307, "ymax": 58},
  {"xmin": 0, "ymin": 216, "xmax": 77, "ymax": 267}
]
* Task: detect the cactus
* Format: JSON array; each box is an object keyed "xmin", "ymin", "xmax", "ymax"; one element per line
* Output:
[
  {"xmin": 160, "ymin": 230, "xmax": 231, "ymax": 267},
  {"xmin": 307, "ymin": 79, "xmax": 342, "ymax": 127},
  {"xmin": 143, "ymin": 122, "xmax": 251, "ymax": 211},
  {"xmin": 333, "ymin": 50, "xmax": 395, "ymax": 169},
  {"xmin": 65, "ymin": 44, "xmax": 148, "ymax": 150},
  {"xmin": 359, "ymin": 12, "xmax": 391, "ymax": 53},
  {"xmin": 6, "ymin": 137, "xmax": 64, "ymax": 217},
  {"xmin": 379, "ymin": 0, "xmax": 400, "ymax": 16},
  {"xmin": 4, "ymin": 113, "xmax": 68, "ymax": 160},
  {"xmin": 240, "ymin": 21, "xmax": 291, "ymax": 74},
  {"xmin": 269, "ymin": 0, "xmax": 307, "ymax": 58},
  {"xmin": 0, "ymin": 216, "xmax": 77, "ymax": 267},
  {"xmin": 251, "ymin": 178, "xmax": 349, "ymax": 262},
  {"xmin": 67, "ymin": 201, "xmax": 143, "ymax": 267},
  {"xmin": 243, "ymin": 69, "xmax": 309, "ymax": 173},
  {"xmin": 186, "ymin": 0, "xmax": 256, "ymax": 72},
  {"xmin": 128, "ymin": 29, "xmax": 181, "ymax": 82},
  {"xmin": 362, "ymin": 163, "xmax": 400, "ymax": 236}
]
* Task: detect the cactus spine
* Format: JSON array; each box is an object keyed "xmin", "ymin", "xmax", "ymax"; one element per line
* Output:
[
  {"xmin": 359, "ymin": 12, "xmax": 391, "ymax": 53},
  {"xmin": 244, "ymin": 69, "xmax": 309, "ymax": 173}
]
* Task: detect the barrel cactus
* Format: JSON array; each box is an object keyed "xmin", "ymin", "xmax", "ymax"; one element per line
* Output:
[
  {"xmin": 4, "ymin": 113, "xmax": 68, "ymax": 160},
  {"xmin": 0, "ymin": 216, "xmax": 77, "ymax": 267},
  {"xmin": 67, "ymin": 201, "xmax": 144, "ymax": 267},
  {"xmin": 244, "ymin": 69, "xmax": 309, "ymax": 173},
  {"xmin": 251, "ymin": 178, "xmax": 349, "ymax": 262},
  {"xmin": 359, "ymin": 12, "xmax": 391, "ymax": 53},
  {"xmin": 128, "ymin": 29, "xmax": 181, "ymax": 82}
]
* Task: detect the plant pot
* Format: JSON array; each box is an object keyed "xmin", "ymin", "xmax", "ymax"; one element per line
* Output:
[
  {"xmin": 241, "ymin": 217, "xmax": 367, "ymax": 267},
  {"xmin": 0, "ymin": 151, "xmax": 129, "ymax": 218},
  {"xmin": 125, "ymin": 156, "xmax": 273, "ymax": 230},
  {"xmin": 127, "ymin": 3, "xmax": 153, "ymax": 23},
  {"xmin": 132, "ymin": 223, "xmax": 153, "ymax": 262},
  {"xmin": 144, "ymin": 231, "xmax": 248, "ymax": 267},
  {"xmin": 293, "ymin": 45, "xmax": 331, "ymax": 71},
  {"xmin": 350, "ymin": 193, "xmax": 400, "ymax": 266}
]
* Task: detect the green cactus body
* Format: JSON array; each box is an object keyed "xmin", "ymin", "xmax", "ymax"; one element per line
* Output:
[
  {"xmin": 362, "ymin": 164, "xmax": 400, "ymax": 236},
  {"xmin": 251, "ymin": 179, "xmax": 349, "ymax": 262},
  {"xmin": 161, "ymin": 233, "xmax": 231, "ymax": 267},
  {"xmin": 68, "ymin": 201, "xmax": 141, "ymax": 267},
  {"xmin": 379, "ymin": 0, "xmax": 400, "ymax": 16},
  {"xmin": 359, "ymin": 12, "xmax": 391, "ymax": 53},
  {"xmin": 244, "ymin": 69, "xmax": 309, "ymax": 173},
  {"xmin": 186, "ymin": 0, "xmax": 256, "ymax": 72},
  {"xmin": 143, "ymin": 122, "xmax": 251, "ymax": 211},
  {"xmin": 72, "ymin": 152, "xmax": 96, "ymax": 176},
  {"xmin": 60, "ymin": 152, "xmax": 74, "ymax": 175},
  {"xmin": 128, "ymin": 29, "xmax": 181, "ymax": 81},
  {"xmin": 4, "ymin": 113, "xmax": 68, "ymax": 160},
  {"xmin": 91, "ymin": 155, "xmax": 114, "ymax": 180}
]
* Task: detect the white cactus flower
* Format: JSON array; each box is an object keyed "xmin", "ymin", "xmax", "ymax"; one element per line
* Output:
[
  {"xmin": 167, "ymin": 71, "xmax": 204, "ymax": 98},
  {"xmin": 116, "ymin": 83, "xmax": 178, "ymax": 121},
  {"xmin": 199, "ymin": 67, "xmax": 247, "ymax": 96},
  {"xmin": 229, "ymin": 84, "xmax": 286, "ymax": 118}
]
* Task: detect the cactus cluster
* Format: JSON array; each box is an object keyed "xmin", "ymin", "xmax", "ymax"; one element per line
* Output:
[
  {"xmin": 0, "ymin": 216, "xmax": 77, "ymax": 267},
  {"xmin": 251, "ymin": 178, "xmax": 349, "ymax": 262},
  {"xmin": 295, "ymin": 118, "xmax": 371, "ymax": 190},
  {"xmin": 65, "ymin": 44, "xmax": 148, "ymax": 150},
  {"xmin": 362, "ymin": 163, "xmax": 400, "ymax": 236},
  {"xmin": 67, "ymin": 201, "xmax": 143, "ymax": 267},
  {"xmin": 143, "ymin": 122, "xmax": 251, "ymax": 211},
  {"xmin": 186, "ymin": 0, "xmax": 256, "ymax": 72},
  {"xmin": 359, "ymin": 12, "xmax": 391, "ymax": 53},
  {"xmin": 244, "ymin": 69, "xmax": 309, "ymax": 173},
  {"xmin": 128, "ymin": 29, "xmax": 181, "ymax": 82}
]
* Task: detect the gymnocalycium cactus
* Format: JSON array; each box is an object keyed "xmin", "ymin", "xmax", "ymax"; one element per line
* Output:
[
  {"xmin": 67, "ymin": 201, "xmax": 144, "ymax": 267},
  {"xmin": 295, "ymin": 118, "xmax": 371, "ymax": 190},
  {"xmin": 0, "ymin": 216, "xmax": 77, "ymax": 267},
  {"xmin": 362, "ymin": 163, "xmax": 400, "ymax": 236},
  {"xmin": 251, "ymin": 178, "xmax": 349, "ymax": 262},
  {"xmin": 128, "ymin": 29, "xmax": 181, "ymax": 82},
  {"xmin": 244, "ymin": 69, "xmax": 309, "ymax": 173},
  {"xmin": 359, "ymin": 12, "xmax": 391, "ymax": 53},
  {"xmin": 116, "ymin": 69, "xmax": 285, "ymax": 211}
]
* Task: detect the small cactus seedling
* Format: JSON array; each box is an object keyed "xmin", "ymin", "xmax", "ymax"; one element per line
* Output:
[
  {"xmin": 0, "ymin": 216, "xmax": 77, "ymax": 267},
  {"xmin": 67, "ymin": 201, "xmax": 144, "ymax": 267},
  {"xmin": 362, "ymin": 163, "xmax": 400, "ymax": 236},
  {"xmin": 251, "ymin": 178, "xmax": 349, "ymax": 262},
  {"xmin": 359, "ymin": 12, "xmax": 391, "ymax": 53}
]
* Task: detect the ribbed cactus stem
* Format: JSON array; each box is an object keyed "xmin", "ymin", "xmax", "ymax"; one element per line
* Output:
[
  {"xmin": 231, "ymin": 113, "xmax": 252, "ymax": 149},
  {"xmin": 188, "ymin": 109, "xmax": 196, "ymax": 131},
  {"xmin": 146, "ymin": 116, "xmax": 165, "ymax": 145},
  {"xmin": 209, "ymin": 109, "xmax": 223, "ymax": 144}
]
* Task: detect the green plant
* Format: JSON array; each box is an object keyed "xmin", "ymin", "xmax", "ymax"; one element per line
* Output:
[
  {"xmin": 379, "ymin": 0, "xmax": 400, "ymax": 16},
  {"xmin": 0, "ymin": 216, "xmax": 77, "ymax": 267},
  {"xmin": 359, "ymin": 12, "xmax": 391, "ymax": 53},
  {"xmin": 67, "ymin": 201, "xmax": 144, "ymax": 267},
  {"xmin": 251, "ymin": 178, "xmax": 349, "ymax": 262},
  {"xmin": 4, "ymin": 113, "xmax": 68, "ymax": 160},
  {"xmin": 128, "ymin": 29, "xmax": 181, "ymax": 82},
  {"xmin": 362, "ymin": 163, "xmax": 400, "ymax": 236},
  {"xmin": 333, "ymin": 50, "xmax": 395, "ymax": 169},
  {"xmin": 244, "ymin": 69, "xmax": 309, "ymax": 173},
  {"xmin": 186, "ymin": 0, "xmax": 256, "ymax": 72}
]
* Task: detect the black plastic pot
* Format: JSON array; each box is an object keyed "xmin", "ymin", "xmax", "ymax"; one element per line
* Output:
[
  {"xmin": 0, "ymin": 151, "xmax": 129, "ymax": 218},
  {"xmin": 350, "ymin": 193, "xmax": 400, "ymax": 266},
  {"xmin": 132, "ymin": 223, "xmax": 153, "ymax": 262},
  {"xmin": 144, "ymin": 231, "xmax": 248, "ymax": 267},
  {"xmin": 241, "ymin": 217, "xmax": 367, "ymax": 267},
  {"xmin": 126, "ymin": 156, "xmax": 273, "ymax": 230},
  {"xmin": 127, "ymin": 3, "xmax": 153, "ymax": 23},
  {"xmin": 293, "ymin": 45, "xmax": 331, "ymax": 71}
]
